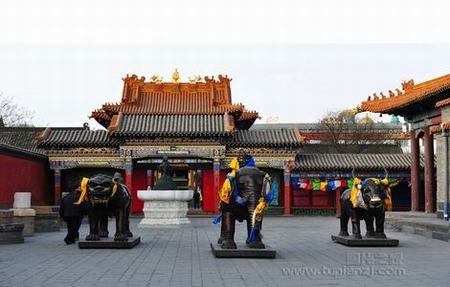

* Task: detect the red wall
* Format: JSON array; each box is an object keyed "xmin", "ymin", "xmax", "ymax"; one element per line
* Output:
[
  {"xmin": 0, "ymin": 154, "xmax": 51, "ymax": 207},
  {"xmin": 131, "ymin": 169, "xmax": 146, "ymax": 213},
  {"xmin": 130, "ymin": 168, "xmax": 226, "ymax": 213},
  {"xmin": 202, "ymin": 169, "xmax": 226, "ymax": 212}
]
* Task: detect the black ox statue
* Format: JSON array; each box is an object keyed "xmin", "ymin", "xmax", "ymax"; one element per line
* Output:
[
  {"xmin": 77, "ymin": 173, "xmax": 133, "ymax": 242},
  {"xmin": 339, "ymin": 169, "xmax": 392, "ymax": 239}
]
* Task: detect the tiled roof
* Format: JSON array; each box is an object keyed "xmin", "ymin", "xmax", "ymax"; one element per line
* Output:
[
  {"xmin": 251, "ymin": 123, "xmax": 409, "ymax": 141},
  {"xmin": 91, "ymin": 75, "xmax": 258, "ymax": 128},
  {"xmin": 294, "ymin": 153, "xmax": 424, "ymax": 171},
  {"xmin": 39, "ymin": 128, "xmax": 118, "ymax": 148},
  {"xmin": 361, "ymin": 74, "xmax": 450, "ymax": 114},
  {"xmin": 435, "ymin": 98, "xmax": 450, "ymax": 108},
  {"xmin": 0, "ymin": 127, "xmax": 45, "ymax": 154},
  {"xmin": 113, "ymin": 114, "xmax": 231, "ymax": 137},
  {"xmin": 0, "ymin": 143, "xmax": 47, "ymax": 160},
  {"xmin": 102, "ymin": 95, "xmax": 244, "ymax": 115},
  {"xmin": 299, "ymin": 143, "xmax": 403, "ymax": 154},
  {"xmin": 430, "ymin": 121, "xmax": 450, "ymax": 134},
  {"xmin": 238, "ymin": 111, "xmax": 259, "ymax": 121},
  {"xmin": 251, "ymin": 123, "xmax": 404, "ymax": 132},
  {"xmin": 227, "ymin": 128, "xmax": 303, "ymax": 147}
]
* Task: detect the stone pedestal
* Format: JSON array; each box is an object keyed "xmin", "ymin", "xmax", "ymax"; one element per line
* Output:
[
  {"xmin": 0, "ymin": 223, "xmax": 24, "ymax": 244},
  {"xmin": 210, "ymin": 243, "xmax": 276, "ymax": 258},
  {"xmin": 331, "ymin": 235, "xmax": 399, "ymax": 247},
  {"xmin": 0, "ymin": 210, "xmax": 24, "ymax": 244},
  {"xmin": 0, "ymin": 210, "xmax": 14, "ymax": 224},
  {"xmin": 78, "ymin": 237, "xmax": 141, "ymax": 249},
  {"xmin": 137, "ymin": 190, "xmax": 193, "ymax": 227},
  {"xmin": 11, "ymin": 192, "xmax": 35, "ymax": 236},
  {"xmin": 33, "ymin": 206, "xmax": 61, "ymax": 233},
  {"xmin": 13, "ymin": 192, "xmax": 32, "ymax": 209},
  {"xmin": 11, "ymin": 208, "xmax": 35, "ymax": 236}
]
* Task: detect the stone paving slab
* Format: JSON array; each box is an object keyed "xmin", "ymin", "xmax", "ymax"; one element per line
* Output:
[{"xmin": 0, "ymin": 217, "xmax": 449, "ymax": 287}]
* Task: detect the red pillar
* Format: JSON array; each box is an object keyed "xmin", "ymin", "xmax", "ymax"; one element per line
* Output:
[
  {"xmin": 213, "ymin": 159, "xmax": 221, "ymax": 214},
  {"xmin": 335, "ymin": 187, "xmax": 342, "ymax": 217},
  {"xmin": 424, "ymin": 127, "xmax": 434, "ymax": 213},
  {"xmin": 410, "ymin": 131, "xmax": 420, "ymax": 212},
  {"xmin": 146, "ymin": 169, "xmax": 153, "ymax": 189},
  {"xmin": 54, "ymin": 169, "xmax": 61, "ymax": 205},
  {"xmin": 125, "ymin": 160, "xmax": 133, "ymax": 201},
  {"xmin": 284, "ymin": 170, "xmax": 292, "ymax": 216}
]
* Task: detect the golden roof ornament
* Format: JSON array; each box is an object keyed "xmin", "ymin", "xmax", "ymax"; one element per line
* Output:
[
  {"xmin": 188, "ymin": 75, "xmax": 202, "ymax": 83},
  {"xmin": 401, "ymin": 79, "xmax": 414, "ymax": 92},
  {"xmin": 150, "ymin": 74, "xmax": 163, "ymax": 83},
  {"xmin": 172, "ymin": 68, "xmax": 180, "ymax": 83}
]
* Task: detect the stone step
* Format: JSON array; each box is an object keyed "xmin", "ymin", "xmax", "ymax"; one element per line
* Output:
[
  {"xmin": 0, "ymin": 223, "xmax": 24, "ymax": 244},
  {"xmin": 0, "ymin": 210, "xmax": 14, "ymax": 224},
  {"xmin": 386, "ymin": 216, "xmax": 450, "ymax": 242}
]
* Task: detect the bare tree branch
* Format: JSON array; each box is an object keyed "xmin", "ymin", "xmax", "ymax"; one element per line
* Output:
[
  {"xmin": 0, "ymin": 92, "xmax": 34, "ymax": 127},
  {"xmin": 318, "ymin": 109, "xmax": 384, "ymax": 153}
]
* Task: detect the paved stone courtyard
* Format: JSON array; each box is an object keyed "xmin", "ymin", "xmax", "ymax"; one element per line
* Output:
[{"xmin": 1, "ymin": 217, "xmax": 449, "ymax": 287}]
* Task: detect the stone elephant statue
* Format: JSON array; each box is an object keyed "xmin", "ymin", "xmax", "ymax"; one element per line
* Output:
[{"xmin": 218, "ymin": 160, "xmax": 274, "ymax": 249}]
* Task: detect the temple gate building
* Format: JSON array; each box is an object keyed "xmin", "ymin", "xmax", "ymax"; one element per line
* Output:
[
  {"xmin": 35, "ymin": 74, "xmax": 302, "ymax": 214},
  {"xmin": 1, "ymin": 72, "xmax": 416, "ymax": 215},
  {"xmin": 360, "ymin": 74, "xmax": 450, "ymax": 218}
]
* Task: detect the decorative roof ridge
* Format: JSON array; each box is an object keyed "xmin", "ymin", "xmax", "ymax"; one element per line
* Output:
[
  {"xmin": 299, "ymin": 152, "xmax": 406, "ymax": 155},
  {"xmin": 122, "ymin": 73, "xmax": 232, "ymax": 86},
  {"xmin": 0, "ymin": 126, "xmax": 45, "ymax": 131},
  {"xmin": 435, "ymin": 97, "xmax": 450, "ymax": 108},
  {"xmin": 101, "ymin": 102, "xmax": 246, "ymax": 113},
  {"xmin": 361, "ymin": 74, "xmax": 450, "ymax": 113},
  {"xmin": 0, "ymin": 143, "xmax": 47, "ymax": 160},
  {"xmin": 36, "ymin": 127, "xmax": 51, "ymax": 145},
  {"xmin": 293, "ymin": 128, "xmax": 305, "ymax": 144},
  {"xmin": 107, "ymin": 112, "xmax": 123, "ymax": 134},
  {"xmin": 430, "ymin": 121, "xmax": 450, "ymax": 134}
]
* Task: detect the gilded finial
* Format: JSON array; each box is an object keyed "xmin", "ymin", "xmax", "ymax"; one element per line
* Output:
[
  {"xmin": 188, "ymin": 75, "xmax": 202, "ymax": 83},
  {"xmin": 172, "ymin": 68, "xmax": 180, "ymax": 83},
  {"xmin": 151, "ymin": 74, "xmax": 163, "ymax": 83}
]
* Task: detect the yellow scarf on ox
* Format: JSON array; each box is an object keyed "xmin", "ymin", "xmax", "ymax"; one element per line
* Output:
[
  {"xmin": 382, "ymin": 178, "xmax": 392, "ymax": 211},
  {"xmin": 350, "ymin": 177, "xmax": 392, "ymax": 209},
  {"xmin": 74, "ymin": 177, "xmax": 118, "ymax": 205},
  {"xmin": 350, "ymin": 177, "xmax": 362, "ymax": 208},
  {"xmin": 74, "ymin": 177, "xmax": 89, "ymax": 205}
]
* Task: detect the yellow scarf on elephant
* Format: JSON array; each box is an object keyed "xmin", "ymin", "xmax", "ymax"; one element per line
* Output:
[{"xmin": 219, "ymin": 158, "xmax": 240, "ymax": 204}]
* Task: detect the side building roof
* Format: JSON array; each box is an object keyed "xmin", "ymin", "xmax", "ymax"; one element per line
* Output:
[
  {"xmin": 0, "ymin": 127, "xmax": 45, "ymax": 154},
  {"xmin": 111, "ymin": 114, "xmax": 233, "ymax": 137},
  {"xmin": 360, "ymin": 74, "xmax": 450, "ymax": 115},
  {"xmin": 38, "ymin": 128, "xmax": 119, "ymax": 148},
  {"xmin": 226, "ymin": 128, "xmax": 303, "ymax": 148},
  {"xmin": 294, "ymin": 153, "xmax": 424, "ymax": 172},
  {"xmin": 0, "ymin": 127, "xmax": 47, "ymax": 160}
]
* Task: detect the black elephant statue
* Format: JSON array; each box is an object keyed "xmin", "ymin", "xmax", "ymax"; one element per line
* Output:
[
  {"xmin": 339, "ymin": 170, "xmax": 391, "ymax": 239},
  {"xmin": 80, "ymin": 173, "xmax": 133, "ymax": 242},
  {"xmin": 217, "ymin": 152, "xmax": 274, "ymax": 249}
]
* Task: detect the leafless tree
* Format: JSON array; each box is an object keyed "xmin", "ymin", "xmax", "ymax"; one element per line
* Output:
[
  {"xmin": 0, "ymin": 93, "xmax": 34, "ymax": 127},
  {"xmin": 317, "ymin": 109, "xmax": 389, "ymax": 153}
]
